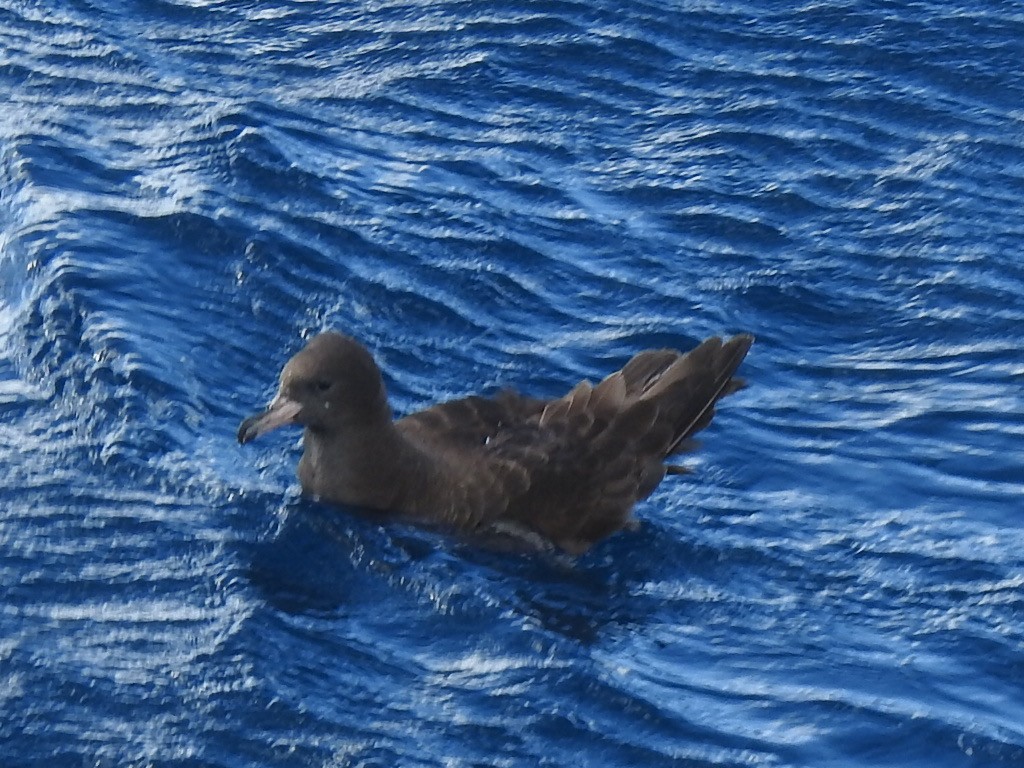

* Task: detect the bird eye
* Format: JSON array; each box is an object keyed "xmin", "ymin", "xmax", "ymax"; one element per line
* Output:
[{"xmin": 315, "ymin": 380, "xmax": 332, "ymax": 392}]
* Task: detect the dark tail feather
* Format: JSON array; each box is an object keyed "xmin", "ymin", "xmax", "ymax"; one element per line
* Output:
[
  {"xmin": 618, "ymin": 350, "xmax": 681, "ymax": 398},
  {"xmin": 652, "ymin": 334, "xmax": 754, "ymax": 456}
]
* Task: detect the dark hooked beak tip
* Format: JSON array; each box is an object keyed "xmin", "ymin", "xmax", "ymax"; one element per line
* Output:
[{"xmin": 237, "ymin": 414, "xmax": 262, "ymax": 445}]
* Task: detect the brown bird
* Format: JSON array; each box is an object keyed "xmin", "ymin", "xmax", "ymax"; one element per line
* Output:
[{"xmin": 238, "ymin": 331, "xmax": 753, "ymax": 554}]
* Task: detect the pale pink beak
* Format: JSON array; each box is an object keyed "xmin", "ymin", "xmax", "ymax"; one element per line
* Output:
[{"xmin": 237, "ymin": 394, "xmax": 304, "ymax": 445}]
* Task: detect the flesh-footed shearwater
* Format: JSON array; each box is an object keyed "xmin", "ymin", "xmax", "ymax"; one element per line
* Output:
[{"xmin": 238, "ymin": 331, "xmax": 753, "ymax": 554}]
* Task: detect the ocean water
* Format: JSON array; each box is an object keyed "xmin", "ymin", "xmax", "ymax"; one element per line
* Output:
[{"xmin": 2, "ymin": 0, "xmax": 1023, "ymax": 766}]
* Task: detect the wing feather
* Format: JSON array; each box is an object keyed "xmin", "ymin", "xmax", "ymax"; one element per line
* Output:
[{"xmin": 392, "ymin": 334, "xmax": 752, "ymax": 552}]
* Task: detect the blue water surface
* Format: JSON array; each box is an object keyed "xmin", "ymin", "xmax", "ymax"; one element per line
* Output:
[{"xmin": 2, "ymin": 1, "xmax": 1023, "ymax": 766}]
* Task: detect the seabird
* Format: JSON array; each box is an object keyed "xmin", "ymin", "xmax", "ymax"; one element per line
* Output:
[{"xmin": 238, "ymin": 331, "xmax": 753, "ymax": 554}]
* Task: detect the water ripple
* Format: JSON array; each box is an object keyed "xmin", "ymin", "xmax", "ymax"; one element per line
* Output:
[{"xmin": 2, "ymin": 0, "xmax": 1023, "ymax": 765}]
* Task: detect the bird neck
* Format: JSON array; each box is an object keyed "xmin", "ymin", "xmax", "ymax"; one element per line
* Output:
[{"xmin": 297, "ymin": 419, "xmax": 425, "ymax": 512}]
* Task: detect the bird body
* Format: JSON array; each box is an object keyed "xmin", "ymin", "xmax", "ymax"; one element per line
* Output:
[{"xmin": 239, "ymin": 331, "xmax": 753, "ymax": 554}]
